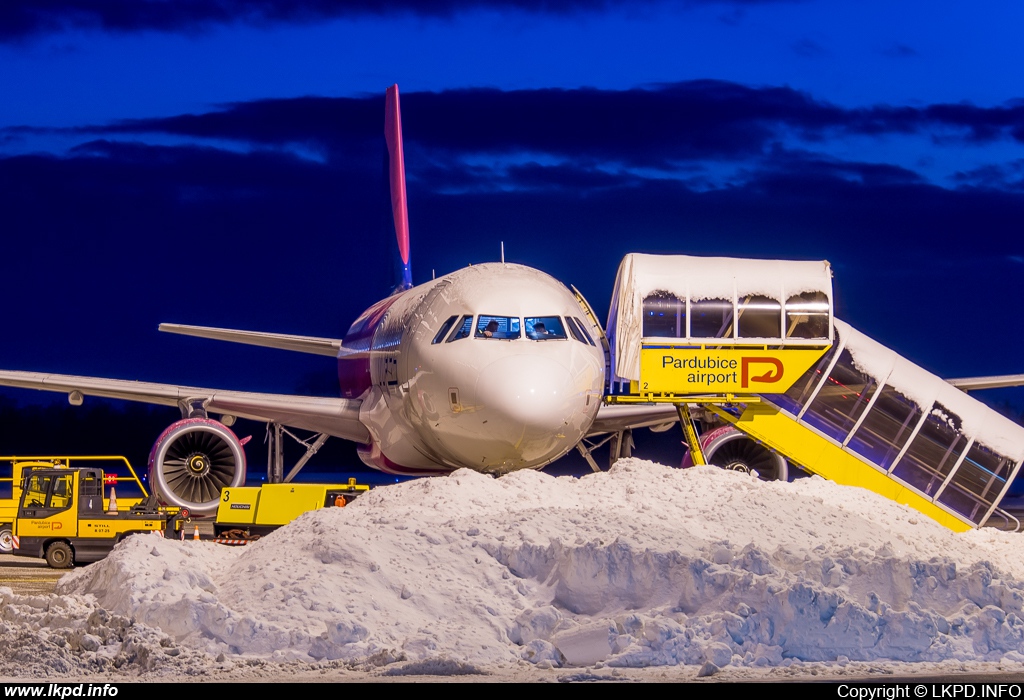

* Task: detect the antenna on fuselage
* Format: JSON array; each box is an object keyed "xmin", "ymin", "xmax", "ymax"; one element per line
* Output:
[{"xmin": 501, "ymin": 241, "xmax": 505, "ymax": 264}]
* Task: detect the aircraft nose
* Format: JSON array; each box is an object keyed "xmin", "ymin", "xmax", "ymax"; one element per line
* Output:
[{"xmin": 475, "ymin": 355, "xmax": 581, "ymax": 435}]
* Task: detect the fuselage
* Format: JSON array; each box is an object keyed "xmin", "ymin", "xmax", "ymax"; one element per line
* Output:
[{"xmin": 338, "ymin": 263, "xmax": 606, "ymax": 475}]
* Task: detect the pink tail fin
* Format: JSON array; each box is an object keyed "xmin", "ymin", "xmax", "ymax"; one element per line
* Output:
[{"xmin": 385, "ymin": 84, "xmax": 412, "ymax": 290}]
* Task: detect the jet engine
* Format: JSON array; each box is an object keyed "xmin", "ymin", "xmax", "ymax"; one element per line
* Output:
[
  {"xmin": 681, "ymin": 425, "xmax": 789, "ymax": 482},
  {"xmin": 148, "ymin": 418, "xmax": 247, "ymax": 516}
]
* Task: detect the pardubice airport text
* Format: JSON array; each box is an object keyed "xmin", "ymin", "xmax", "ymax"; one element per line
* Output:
[{"xmin": 661, "ymin": 355, "xmax": 738, "ymax": 385}]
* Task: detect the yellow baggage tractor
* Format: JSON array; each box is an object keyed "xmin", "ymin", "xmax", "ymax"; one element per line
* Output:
[
  {"xmin": 0, "ymin": 455, "xmax": 147, "ymax": 555},
  {"xmin": 12, "ymin": 465, "xmax": 188, "ymax": 568}
]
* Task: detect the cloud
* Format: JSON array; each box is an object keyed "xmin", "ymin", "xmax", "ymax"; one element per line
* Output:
[
  {"xmin": 37, "ymin": 81, "xmax": 1024, "ymax": 177},
  {"xmin": 754, "ymin": 148, "xmax": 924, "ymax": 186},
  {"xmin": 93, "ymin": 95, "xmax": 382, "ymax": 159},
  {"xmin": 0, "ymin": 0, "xmax": 805, "ymax": 42},
  {"xmin": 56, "ymin": 81, "xmax": 837, "ymax": 169},
  {"xmin": 881, "ymin": 42, "xmax": 918, "ymax": 59},
  {"xmin": 952, "ymin": 160, "xmax": 1024, "ymax": 190},
  {"xmin": 791, "ymin": 38, "xmax": 828, "ymax": 58},
  {"xmin": 3, "ymin": 125, "xmax": 1020, "ymax": 265}
]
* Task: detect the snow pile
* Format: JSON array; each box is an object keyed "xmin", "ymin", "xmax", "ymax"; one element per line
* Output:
[
  {"xmin": 33, "ymin": 459, "xmax": 1024, "ymax": 678},
  {"xmin": 0, "ymin": 589, "xmax": 217, "ymax": 678}
]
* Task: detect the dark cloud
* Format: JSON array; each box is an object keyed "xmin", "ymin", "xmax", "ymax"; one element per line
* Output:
[
  {"xmin": 754, "ymin": 148, "xmax": 924, "ymax": 187},
  {"xmin": 0, "ymin": 0, "xmax": 802, "ymax": 42},
  {"xmin": 840, "ymin": 101, "xmax": 1024, "ymax": 143},
  {"xmin": 65, "ymin": 82, "xmax": 837, "ymax": 168},
  {"xmin": 952, "ymin": 160, "xmax": 1024, "ymax": 189},
  {"xmin": 417, "ymin": 159, "xmax": 649, "ymax": 193},
  {"xmin": 502, "ymin": 162, "xmax": 645, "ymax": 190},
  {"xmin": 92, "ymin": 95, "xmax": 383, "ymax": 163},
  {"xmin": 791, "ymin": 38, "xmax": 828, "ymax": 57},
  {"xmin": 59, "ymin": 81, "xmax": 1024, "ymax": 172},
  {"xmin": 881, "ymin": 42, "xmax": 918, "ymax": 59}
]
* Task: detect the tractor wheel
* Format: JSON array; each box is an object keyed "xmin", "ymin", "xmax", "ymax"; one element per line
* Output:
[{"xmin": 45, "ymin": 541, "xmax": 74, "ymax": 569}]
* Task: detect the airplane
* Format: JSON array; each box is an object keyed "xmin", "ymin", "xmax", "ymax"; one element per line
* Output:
[
  {"xmin": 2, "ymin": 85, "xmax": 1022, "ymax": 520},
  {"xmin": 0, "ymin": 85, "xmax": 678, "ymax": 517}
]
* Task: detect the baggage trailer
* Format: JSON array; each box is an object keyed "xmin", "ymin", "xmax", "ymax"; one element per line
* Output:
[{"xmin": 214, "ymin": 479, "xmax": 369, "ymax": 541}]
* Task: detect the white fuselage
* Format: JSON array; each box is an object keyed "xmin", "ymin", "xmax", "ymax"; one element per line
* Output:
[{"xmin": 341, "ymin": 263, "xmax": 606, "ymax": 475}]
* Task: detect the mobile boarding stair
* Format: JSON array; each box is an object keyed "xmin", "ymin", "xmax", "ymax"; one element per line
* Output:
[{"xmin": 605, "ymin": 254, "xmax": 1024, "ymax": 533}]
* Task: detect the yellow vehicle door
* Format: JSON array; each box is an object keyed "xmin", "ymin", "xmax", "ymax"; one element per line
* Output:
[{"xmin": 16, "ymin": 471, "xmax": 78, "ymax": 538}]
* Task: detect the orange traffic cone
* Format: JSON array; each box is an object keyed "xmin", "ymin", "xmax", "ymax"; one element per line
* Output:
[
  {"xmin": 193, "ymin": 525, "xmax": 200, "ymax": 541},
  {"xmin": 106, "ymin": 487, "xmax": 118, "ymax": 514}
]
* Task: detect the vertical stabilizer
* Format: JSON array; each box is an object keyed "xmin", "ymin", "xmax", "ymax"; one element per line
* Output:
[{"xmin": 385, "ymin": 84, "xmax": 413, "ymax": 291}]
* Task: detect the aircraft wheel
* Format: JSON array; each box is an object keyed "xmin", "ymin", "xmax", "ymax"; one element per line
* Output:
[
  {"xmin": 0, "ymin": 525, "xmax": 12, "ymax": 554},
  {"xmin": 45, "ymin": 541, "xmax": 74, "ymax": 569}
]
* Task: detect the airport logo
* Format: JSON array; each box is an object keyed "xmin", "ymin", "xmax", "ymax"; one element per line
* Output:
[{"xmin": 741, "ymin": 357, "xmax": 783, "ymax": 388}]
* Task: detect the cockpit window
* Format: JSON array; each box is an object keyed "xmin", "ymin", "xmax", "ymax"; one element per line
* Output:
[
  {"xmin": 476, "ymin": 315, "xmax": 521, "ymax": 340},
  {"xmin": 565, "ymin": 317, "xmax": 585, "ymax": 343},
  {"xmin": 432, "ymin": 315, "xmax": 459, "ymax": 345},
  {"xmin": 446, "ymin": 315, "xmax": 474, "ymax": 342},
  {"xmin": 566, "ymin": 316, "xmax": 596, "ymax": 346},
  {"xmin": 575, "ymin": 317, "xmax": 597, "ymax": 346},
  {"xmin": 526, "ymin": 316, "xmax": 567, "ymax": 340}
]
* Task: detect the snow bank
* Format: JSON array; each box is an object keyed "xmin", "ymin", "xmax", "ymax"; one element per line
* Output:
[
  {"xmin": 13, "ymin": 459, "xmax": 1018, "ymax": 679},
  {"xmin": 0, "ymin": 588, "xmax": 218, "ymax": 678}
]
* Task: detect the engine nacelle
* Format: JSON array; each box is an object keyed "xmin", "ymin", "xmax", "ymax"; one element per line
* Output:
[
  {"xmin": 681, "ymin": 425, "xmax": 789, "ymax": 482},
  {"xmin": 148, "ymin": 418, "xmax": 247, "ymax": 517}
]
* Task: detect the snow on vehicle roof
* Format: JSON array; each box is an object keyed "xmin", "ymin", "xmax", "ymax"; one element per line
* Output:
[
  {"xmin": 608, "ymin": 253, "xmax": 833, "ymax": 382},
  {"xmin": 613, "ymin": 253, "xmax": 833, "ymax": 304},
  {"xmin": 837, "ymin": 319, "xmax": 1024, "ymax": 462}
]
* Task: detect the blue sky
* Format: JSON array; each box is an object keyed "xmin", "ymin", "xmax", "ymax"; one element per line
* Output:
[
  {"xmin": 2, "ymin": 0, "xmax": 1024, "ymax": 420},
  {"xmin": 6, "ymin": 1, "xmax": 1024, "ymax": 186},
  {"xmin": 5, "ymin": 2, "xmax": 1024, "ymax": 114}
]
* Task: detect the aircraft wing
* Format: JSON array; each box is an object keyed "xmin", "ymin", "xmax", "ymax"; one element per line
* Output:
[
  {"xmin": 0, "ymin": 370, "xmax": 369, "ymax": 443},
  {"xmin": 946, "ymin": 374, "xmax": 1024, "ymax": 391},
  {"xmin": 588, "ymin": 403, "xmax": 681, "ymax": 435},
  {"xmin": 159, "ymin": 323, "xmax": 349, "ymax": 357}
]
